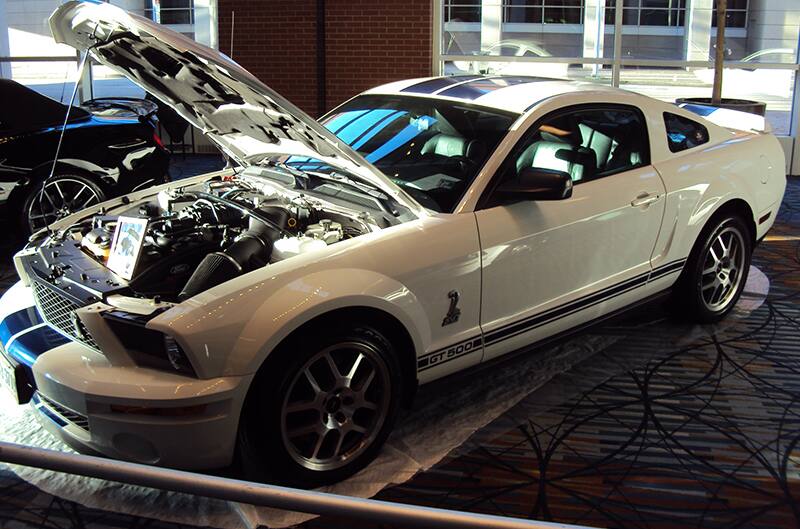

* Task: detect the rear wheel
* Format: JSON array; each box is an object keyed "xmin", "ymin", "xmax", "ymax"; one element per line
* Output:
[
  {"xmin": 237, "ymin": 325, "xmax": 402, "ymax": 487},
  {"xmin": 22, "ymin": 174, "xmax": 105, "ymax": 233},
  {"xmin": 676, "ymin": 214, "xmax": 752, "ymax": 323}
]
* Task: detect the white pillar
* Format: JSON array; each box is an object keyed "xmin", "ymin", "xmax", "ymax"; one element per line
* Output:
[
  {"xmin": 480, "ymin": 0, "xmax": 502, "ymax": 52},
  {"xmin": 0, "ymin": 0, "xmax": 11, "ymax": 79},
  {"xmin": 583, "ymin": 0, "xmax": 606, "ymax": 74},
  {"xmin": 684, "ymin": 0, "xmax": 713, "ymax": 62},
  {"xmin": 194, "ymin": 0, "xmax": 218, "ymax": 49}
]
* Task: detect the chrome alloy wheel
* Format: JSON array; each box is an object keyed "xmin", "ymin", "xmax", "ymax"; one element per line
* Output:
[
  {"xmin": 699, "ymin": 225, "xmax": 746, "ymax": 312},
  {"xmin": 27, "ymin": 177, "xmax": 103, "ymax": 232},
  {"xmin": 280, "ymin": 341, "xmax": 391, "ymax": 471}
]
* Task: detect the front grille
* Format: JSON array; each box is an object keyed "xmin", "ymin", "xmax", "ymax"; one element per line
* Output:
[
  {"xmin": 31, "ymin": 280, "xmax": 99, "ymax": 351},
  {"xmin": 37, "ymin": 392, "xmax": 91, "ymax": 432}
]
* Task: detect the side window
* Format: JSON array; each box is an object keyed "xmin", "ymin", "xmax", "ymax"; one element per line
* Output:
[
  {"xmin": 504, "ymin": 106, "xmax": 649, "ymax": 186},
  {"xmin": 664, "ymin": 112, "xmax": 709, "ymax": 153}
]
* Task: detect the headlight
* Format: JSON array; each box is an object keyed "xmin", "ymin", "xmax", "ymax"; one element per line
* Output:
[{"xmin": 102, "ymin": 311, "xmax": 196, "ymax": 377}]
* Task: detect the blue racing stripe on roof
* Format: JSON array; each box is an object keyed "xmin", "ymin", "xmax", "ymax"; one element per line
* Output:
[
  {"xmin": 401, "ymin": 75, "xmax": 482, "ymax": 94},
  {"xmin": 438, "ymin": 76, "xmax": 549, "ymax": 100}
]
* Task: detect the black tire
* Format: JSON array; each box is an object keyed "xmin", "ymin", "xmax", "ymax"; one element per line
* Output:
[
  {"xmin": 675, "ymin": 213, "xmax": 752, "ymax": 323},
  {"xmin": 21, "ymin": 173, "xmax": 105, "ymax": 234},
  {"xmin": 237, "ymin": 323, "xmax": 403, "ymax": 487}
]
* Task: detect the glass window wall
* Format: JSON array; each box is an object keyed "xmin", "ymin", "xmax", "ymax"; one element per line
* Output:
[
  {"xmin": 438, "ymin": 0, "xmax": 800, "ymax": 143},
  {"xmin": 0, "ymin": 0, "xmax": 196, "ymax": 100}
]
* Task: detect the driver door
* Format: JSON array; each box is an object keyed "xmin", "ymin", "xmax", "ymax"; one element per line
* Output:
[{"xmin": 476, "ymin": 104, "xmax": 666, "ymax": 362}]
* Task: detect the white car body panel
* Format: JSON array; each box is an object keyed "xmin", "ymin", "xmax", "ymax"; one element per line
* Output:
[
  {"xmin": 477, "ymin": 163, "xmax": 667, "ymax": 363},
  {"xmin": 0, "ymin": 0, "xmax": 787, "ymax": 472},
  {"xmin": 148, "ymin": 212, "xmax": 484, "ymax": 382}
]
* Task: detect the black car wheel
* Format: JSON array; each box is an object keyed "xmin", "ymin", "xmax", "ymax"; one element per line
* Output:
[
  {"xmin": 237, "ymin": 325, "xmax": 402, "ymax": 487},
  {"xmin": 23, "ymin": 174, "xmax": 105, "ymax": 233},
  {"xmin": 676, "ymin": 214, "xmax": 752, "ymax": 323}
]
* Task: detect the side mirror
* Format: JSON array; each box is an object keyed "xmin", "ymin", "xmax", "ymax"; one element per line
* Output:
[{"xmin": 497, "ymin": 167, "xmax": 573, "ymax": 201}]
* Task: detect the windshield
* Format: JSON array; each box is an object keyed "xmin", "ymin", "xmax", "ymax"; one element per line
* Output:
[{"xmin": 320, "ymin": 94, "xmax": 517, "ymax": 212}]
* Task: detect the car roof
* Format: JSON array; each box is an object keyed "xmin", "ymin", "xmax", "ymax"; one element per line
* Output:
[
  {"xmin": 362, "ymin": 75, "xmax": 630, "ymax": 114},
  {"xmin": 0, "ymin": 79, "xmax": 89, "ymax": 130}
]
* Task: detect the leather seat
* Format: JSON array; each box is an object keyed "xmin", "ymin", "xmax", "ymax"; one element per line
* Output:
[
  {"xmin": 579, "ymin": 123, "xmax": 613, "ymax": 170},
  {"xmin": 516, "ymin": 141, "xmax": 596, "ymax": 182},
  {"xmin": 421, "ymin": 134, "xmax": 468, "ymax": 157}
]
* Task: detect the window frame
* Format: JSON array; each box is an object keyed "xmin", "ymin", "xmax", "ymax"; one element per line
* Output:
[{"xmin": 476, "ymin": 102, "xmax": 651, "ymax": 210}]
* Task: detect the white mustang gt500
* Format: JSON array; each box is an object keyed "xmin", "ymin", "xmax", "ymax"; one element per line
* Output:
[{"xmin": 0, "ymin": 1, "xmax": 786, "ymax": 486}]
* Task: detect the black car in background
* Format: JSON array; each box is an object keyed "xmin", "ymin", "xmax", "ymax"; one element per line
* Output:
[{"xmin": 0, "ymin": 79, "xmax": 169, "ymax": 233}]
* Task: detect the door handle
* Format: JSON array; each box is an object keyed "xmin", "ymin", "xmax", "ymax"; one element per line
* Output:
[{"xmin": 631, "ymin": 193, "xmax": 661, "ymax": 208}]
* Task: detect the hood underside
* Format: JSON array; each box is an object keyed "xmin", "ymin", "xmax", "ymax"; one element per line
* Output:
[{"xmin": 49, "ymin": 1, "xmax": 419, "ymax": 211}]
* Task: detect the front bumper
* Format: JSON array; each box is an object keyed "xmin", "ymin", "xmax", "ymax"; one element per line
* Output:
[
  {"xmin": 0, "ymin": 271, "xmax": 254, "ymax": 471},
  {"xmin": 29, "ymin": 341, "xmax": 253, "ymax": 470}
]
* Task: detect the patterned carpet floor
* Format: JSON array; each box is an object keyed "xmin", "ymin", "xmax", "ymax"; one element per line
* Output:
[
  {"xmin": 307, "ymin": 178, "xmax": 800, "ymax": 529},
  {"xmin": 0, "ymin": 172, "xmax": 798, "ymax": 529}
]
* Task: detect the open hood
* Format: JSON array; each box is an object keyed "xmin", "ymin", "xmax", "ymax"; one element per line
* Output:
[{"xmin": 49, "ymin": 0, "xmax": 422, "ymax": 213}]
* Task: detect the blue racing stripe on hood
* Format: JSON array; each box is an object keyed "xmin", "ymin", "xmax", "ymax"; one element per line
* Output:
[
  {"xmin": 0, "ymin": 307, "xmax": 44, "ymax": 347},
  {"xmin": 6, "ymin": 326, "xmax": 69, "ymax": 367}
]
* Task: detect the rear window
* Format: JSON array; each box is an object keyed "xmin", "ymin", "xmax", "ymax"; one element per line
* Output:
[{"xmin": 664, "ymin": 112, "xmax": 709, "ymax": 153}]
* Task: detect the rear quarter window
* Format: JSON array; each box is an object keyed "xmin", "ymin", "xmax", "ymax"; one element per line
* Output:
[{"xmin": 664, "ymin": 112, "xmax": 709, "ymax": 153}]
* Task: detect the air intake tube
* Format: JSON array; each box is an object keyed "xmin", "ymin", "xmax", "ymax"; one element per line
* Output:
[{"xmin": 178, "ymin": 217, "xmax": 281, "ymax": 301}]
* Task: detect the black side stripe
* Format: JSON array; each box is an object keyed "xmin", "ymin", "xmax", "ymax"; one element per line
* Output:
[
  {"xmin": 417, "ymin": 258, "xmax": 686, "ymax": 372},
  {"xmin": 649, "ymin": 258, "xmax": 687, "ymax": 280},
  {"xmin": 489, "ymin": 259, "xmax": 686, "ymax": 346},
  {"xmin": 417, "ymin": 336, "xmax": 482, "ymax": 372},
  {"xmin": 485, "ymin": 272, "xmax": 650, "ymax": 346}
]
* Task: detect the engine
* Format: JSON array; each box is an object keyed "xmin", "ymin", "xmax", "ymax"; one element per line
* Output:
[{"xmin": 70, "ymin": 174, "xmax": 374, "ymax": 301}]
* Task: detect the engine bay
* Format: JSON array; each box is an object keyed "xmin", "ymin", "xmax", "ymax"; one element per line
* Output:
[{"xmin": 21, "ymin": 166, "xmax": 386, "ymax": 304}]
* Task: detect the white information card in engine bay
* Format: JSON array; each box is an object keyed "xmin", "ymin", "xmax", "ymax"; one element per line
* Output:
[{"xmin": 106, "ymin": 216, "xmax": 148, "ymax": 280}]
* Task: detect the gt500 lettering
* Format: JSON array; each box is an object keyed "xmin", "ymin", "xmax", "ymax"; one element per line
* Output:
[{"xmin": 417, "ymin": 337, "xmax": 482, "ymax": 372}]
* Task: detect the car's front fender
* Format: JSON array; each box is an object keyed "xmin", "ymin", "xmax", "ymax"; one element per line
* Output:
[{"xmin": 149, "ymin": 268, "xmax": 430, "ymax": 379}]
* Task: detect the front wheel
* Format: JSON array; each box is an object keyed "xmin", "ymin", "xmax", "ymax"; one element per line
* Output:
[
  {"xmin": 677, "ymin": 214, "xmax": 752, "ymax": 323},
  {"xmin": 237, "ymin": 326, "xmax": 402, "ymax": 487},
  {"xmin": 22, "ymin": 174, "xmax": 105, "ymax": 233}
]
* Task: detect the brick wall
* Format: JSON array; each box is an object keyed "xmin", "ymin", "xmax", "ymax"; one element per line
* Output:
[
  {"xmin": 217, "ymin": 1, "xmax": 319, "ymax": 115},
  {"xmin": 217, "ymin": 0, "xmax": 432, "ymax": 118}
]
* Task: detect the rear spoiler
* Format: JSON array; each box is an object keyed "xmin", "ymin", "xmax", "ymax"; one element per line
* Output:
[
  {"xmin": 81, "ymin": 97, "xmax": 159, "ymax": 121},
  {"xmin": 678, "ymin": 103, "xmax": 772, "ymax": 134}
]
